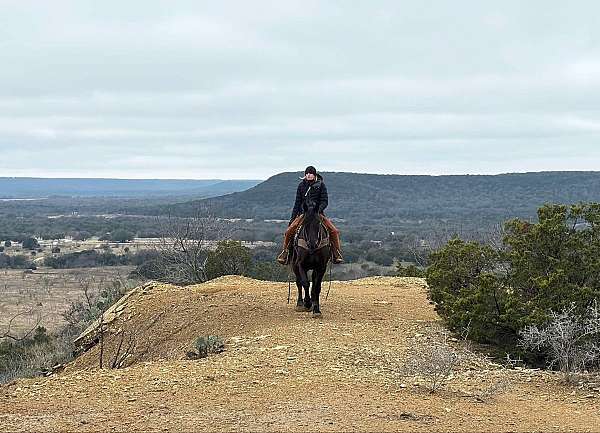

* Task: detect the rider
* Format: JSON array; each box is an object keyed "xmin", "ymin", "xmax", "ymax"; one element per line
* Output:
[{"xmin": 276, "ymin": 166, "xmax": 344, "ymax": 265}]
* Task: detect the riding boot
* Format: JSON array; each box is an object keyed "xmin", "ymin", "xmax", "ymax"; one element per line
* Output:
[
  {"xmin": 276, "ymin": 248, "xmax": 289, "ymax": 265},
  {"xmin": 329, "ymin": 231, "xmax": 344, "ymax": 264},
  {"xmin": 332, "ymin": 248, "xmax": 344, "ymax": 264}
]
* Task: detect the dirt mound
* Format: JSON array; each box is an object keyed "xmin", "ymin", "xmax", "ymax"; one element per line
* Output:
[
  {"xmin": 69, "ymin": 275, "xmax": 432, "ymax": 370},
  {"xmin": 2, "ymin": 276, "xmax": 600, "ymax": 432}
]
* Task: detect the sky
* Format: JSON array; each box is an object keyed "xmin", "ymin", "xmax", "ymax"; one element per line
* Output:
[{"xmin": 1, "ymin": 1, "xmax": 600, "ymax": 179}]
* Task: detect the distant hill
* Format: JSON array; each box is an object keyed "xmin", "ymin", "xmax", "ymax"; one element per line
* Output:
[
  {"xmin": 169, "ymin": 171, "xmax": 600, "ymax": 225},
  {"xmin": 0, "ymin": 178, "xmax": 261, "ymax": 199}
]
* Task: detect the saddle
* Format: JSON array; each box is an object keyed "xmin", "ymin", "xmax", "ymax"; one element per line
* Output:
[{"xmin": 295, "ymin": 217, "xmax": 330, "ymax": 251}]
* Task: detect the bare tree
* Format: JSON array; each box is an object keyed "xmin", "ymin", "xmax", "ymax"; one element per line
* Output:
[
  {"xmin": 98, "ymin": 313, "xmax": 105, "ymax": 369},
  {"xmin": 408, "ymin": 222, "xmax": 506, "ymax": 268},
  {"xmin": 143, "ymin": 208, "xmax": 232, "ymax": 285},
  {"xmin": 0, "ymin": 309, "xmax": 42, "ymax": 342},
  {"xmin": 79, "ymin": 275, "xmax": 95, "ymax": 310}
]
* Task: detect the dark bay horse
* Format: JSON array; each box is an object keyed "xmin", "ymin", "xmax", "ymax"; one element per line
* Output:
[{"xmin": 292, "ymin": 199, "xmax": 331, "ymax": 317}]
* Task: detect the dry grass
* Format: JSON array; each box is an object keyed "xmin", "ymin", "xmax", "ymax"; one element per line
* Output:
[{"xmin": 0, "ymin": 266, "xmax": 136, "ymax": 335}]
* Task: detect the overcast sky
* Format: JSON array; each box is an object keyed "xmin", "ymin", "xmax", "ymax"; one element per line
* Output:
[{"xmin": 1, "ymin": 1, "xmax": 599, "ymax": 179}]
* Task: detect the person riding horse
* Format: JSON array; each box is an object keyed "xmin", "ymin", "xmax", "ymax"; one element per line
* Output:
[{"xmin": 277, "ymin": 166, "xmax": 344, "ymax": 265}]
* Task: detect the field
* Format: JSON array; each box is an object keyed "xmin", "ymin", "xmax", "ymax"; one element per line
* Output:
[
  {"xmin": 0, "ymin": 266, "xmax": 136, "ymax": 335},
  {"xmin": 1, "ymin": 276, "xmax": 599, "ymax": 432}
]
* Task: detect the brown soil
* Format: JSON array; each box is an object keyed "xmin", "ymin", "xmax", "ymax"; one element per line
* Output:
[{"xmin": 1, "ymin": 276, "xmax": 599, "ymax": 432}]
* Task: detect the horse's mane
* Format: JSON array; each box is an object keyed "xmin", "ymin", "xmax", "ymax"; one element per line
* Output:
[{"xmin": 301, "ymin": 206, "xmax": 322, "ymax": 250}]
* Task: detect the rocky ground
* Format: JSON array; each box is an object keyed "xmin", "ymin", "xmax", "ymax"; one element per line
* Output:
[{"xmin": 1, "ymin": 276, "xmax": 599, "ymax": 432}]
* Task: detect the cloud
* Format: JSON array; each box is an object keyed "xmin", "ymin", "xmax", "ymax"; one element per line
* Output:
[{"xmin": 0, "ymin": 0, "xmax": 599, "ymax": 178}]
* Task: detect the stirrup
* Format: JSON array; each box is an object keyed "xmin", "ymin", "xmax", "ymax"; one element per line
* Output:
[
  {"xmin": 332, "ymin": 249, "xmax": 344, "ymax": 264},
  {"xmin": 277, "ymin": 249, "xmax": 289, "ymax": 265}
]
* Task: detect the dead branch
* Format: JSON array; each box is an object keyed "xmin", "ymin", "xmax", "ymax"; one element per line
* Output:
[{"xmin": 0, "ymin": 309, "xmax": 42, "ymax": 341}]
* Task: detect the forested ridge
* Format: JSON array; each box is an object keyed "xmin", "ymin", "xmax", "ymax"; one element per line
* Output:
[{"xmin": 172, "ymin": 171, "xmax": 600, "ymax": 224}]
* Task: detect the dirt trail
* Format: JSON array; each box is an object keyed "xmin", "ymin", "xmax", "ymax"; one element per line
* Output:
[{"xmin": 1, "ymin": 276, "xmax": 599, "ymax": 432}]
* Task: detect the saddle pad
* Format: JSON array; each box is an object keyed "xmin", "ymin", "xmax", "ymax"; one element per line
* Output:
[{"xmin": 296, "ymin": 235, "xmax": 330, "ymax": 251}]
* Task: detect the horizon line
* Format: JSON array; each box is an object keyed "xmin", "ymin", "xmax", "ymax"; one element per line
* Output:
[{"xmin": 1, "ymin": 169, "xmax": 600, "ymax": 181}]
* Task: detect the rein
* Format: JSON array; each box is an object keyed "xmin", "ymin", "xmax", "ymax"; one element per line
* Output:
[{"xmin": 325, "ymin": 258, "xmax": 333, "ymax": 300}]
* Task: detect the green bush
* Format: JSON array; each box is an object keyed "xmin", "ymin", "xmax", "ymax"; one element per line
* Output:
[
  {"xmin": 249, "ymin": 261, "xmax": 289, "ymax": 282},
  {"xmin": 396, "ymin": 263, "xmax": 425, "ymax": 277},
  {"xmin": 22, "ymin": 237, "xmax": 39, "ymax": 250},
  {"xmin": 110, "ymin": 229, "xmax": 135, "ymax": 243},
  {"xmin": 426, "ymin": 203, "xmax": 600, "ymax": 353},
  {"xmin": 0, "ymin": 327, "xmax": 72, "ymax": 384},
  {"xmin": 1, "ymin": 276, "xmax": 135, "ymax": 384},
  {"xmin": 0, "ymin": 253, "xmax": 33, "ymax": 269},
  {"xmin": 205, "ymin": 240, "xmax": 252, "ymax": 280}
]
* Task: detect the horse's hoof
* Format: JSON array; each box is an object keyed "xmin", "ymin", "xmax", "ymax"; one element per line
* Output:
[
  {"xmin": 295, "ymin": 305, "xmax": 310, "ymax": 312},
  {"xmin": 312, "ymin": 312, "xmax": 322, "ymax": 318}
]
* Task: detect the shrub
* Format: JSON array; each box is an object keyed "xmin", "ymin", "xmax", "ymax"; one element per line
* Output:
[
  {"xmin": 22, "ymin": 237, "xmax": 39, "ymax": 250},
  {"xmin": 70, "ymin": 231, "xmax": 91, "ymax": 241},
  {"xmin": 44, "ymin": 249, "xmax": 139, "ymax": 268},
  {"xmin": 426, "ymin": 238, "xmax": 505, "ymax": 344},
  {"xmin": 402, "ymin": 332, "xmax": 459, "ymax": 393},
  {"xmin": 520, "ymin": 302, "xmax": 600, "ymax": 381},
  {"xmin": 1, "ymin": 275, "xmax": 136, "ymax": 382},
  {"xmin": 249, "ymin": 261, "xmax": 289, "ymax": 282},
  {"xmin": 186, "ymin": 336, "xmax": 224, "ymax": 359},
  {"xmin": 396, "ymin": 263, "xmax": 425, "ymax": 277},
  {"xmin": 110, "ymin": 229, "xmax": 135, "ymax": 243},
  {"xmin": 0, "ymin": 254, "xmax": 33, "ymax": 269},
  {"xmin": 0, "ymin": 327, "xmax": 74, "ymax": 384},
  {"xmin": 426, "ymin": 203, "xmax": 600, "ymax": 357},
  {"xmin": 205, "ymin": 241, "xmax": 252, "ymax": 280}
]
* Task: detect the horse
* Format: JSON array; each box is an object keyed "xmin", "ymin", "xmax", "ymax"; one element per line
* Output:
[{"xmin": 291, "ymin": 199, "xmax": 331, "ymax": 318}]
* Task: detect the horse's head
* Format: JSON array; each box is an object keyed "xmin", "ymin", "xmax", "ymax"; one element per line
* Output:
[
  {"xmin": 302, "ymin": 198, "xmax": 321, "ymax": 251},
  {"xmin": 304, "ymin": 198, "xmax": 318, "ymax": 218}
]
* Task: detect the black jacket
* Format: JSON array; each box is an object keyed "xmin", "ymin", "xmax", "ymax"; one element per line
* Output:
[{"xmin": 290, "ymin": 174, "xmax": 328, "ymax": 223}]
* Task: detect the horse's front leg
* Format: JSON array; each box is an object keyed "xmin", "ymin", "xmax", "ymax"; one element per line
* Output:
[
  {"xmin": 295, "ymin": 265, "xmax": 312, "ymax": 311},
  {"xmin": 294, "ymin": 272, "xmax": 309, "ymax": 312},
  {"xmin": 311, "ymin": 266, "xmax": 326, "ymax": 317}
]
